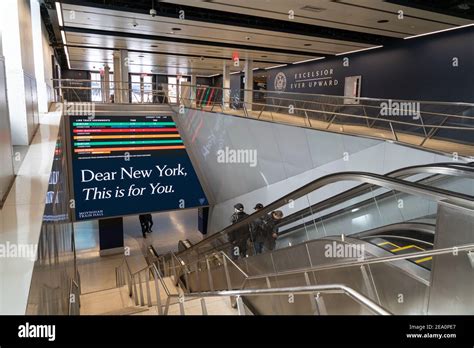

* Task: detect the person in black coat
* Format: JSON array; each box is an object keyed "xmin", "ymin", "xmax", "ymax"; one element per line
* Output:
[
  {"xmin": 139, "ymin": 214, "xmax": 148, "ymax": 238},
  {"xmin": 249, "ymin": 203, "xmax": 266, "ymax": 254},
  {"xmin": 262, "ymin": 210, "xmax": 284, "ymax": 252},
  {"xmin": 228, "ymin": 203, "xmax": 250, "ymax": 259}
]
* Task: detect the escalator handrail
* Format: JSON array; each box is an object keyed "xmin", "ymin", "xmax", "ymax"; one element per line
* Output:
[
  {"xmin": 278, "ymin": 163, "xmax": 474, "ymax": 229},
  {"xmin": 175, "ymin": 169, "xmax": 474, "ymax": 259},
  {"xmin": 243, "ymin": 242, "xmax": 474, "ymax": 283},
  {"xmin": 162, "ymin": 223, "xmax": 436, "ymax": 280},
  {"xmin": 358, "ymin": 234, "xmax": 434, "ymax": 247},
  {"xmin": 351, "ymin": 222, "xmax": 435, "ymax": 237}
]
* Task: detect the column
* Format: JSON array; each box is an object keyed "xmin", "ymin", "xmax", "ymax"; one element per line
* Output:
[
  {"xmin": 119, "ymin": 49, "xmax": 129, "ymax": 103},
  {"xmin": 113, "ymin": 52, "xmax": 121, "ymax": 103},
  {"xmin": 100, "ymin": 71, "xmax": 106, "ymax": 103},
  {"xmin": 244, "ymin": 59, "xmax": 253, "ymax": 111},
  {"xmin": 98, "ymin": 217, "xmax": 124, "ymax": 256},
  {"xmin": 222, "ymin": 62, "xmax": 230, "ymax": 110},
  {"xmin": 190, "ymin": 74, "xmax": 197, "ymax": 107},
  {"xmin": 103, "ymin": 64, "xmax": 110, "ymax": 103}
]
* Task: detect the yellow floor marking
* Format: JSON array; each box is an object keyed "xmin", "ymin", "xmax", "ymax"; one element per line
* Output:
[
  {"xmin": 377, "ymin": 241, "xmax": 400, "ymax": 249},
  {"xmin": 415, "ymin": 256, "xmax": 433, "ymax": 264},
  {"xmin": 390, "ymin": 244, "xmax": 425, "ymax": 253}
]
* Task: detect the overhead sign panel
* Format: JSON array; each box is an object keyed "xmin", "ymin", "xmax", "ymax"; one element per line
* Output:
[{"xmin": 68, "ymin": 115, "xmax": 208, "ymax": 221}]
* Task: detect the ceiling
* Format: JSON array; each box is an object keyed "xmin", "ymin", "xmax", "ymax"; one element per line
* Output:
[{"xmin": 43, "ymin": 0, "xmax": 474, "ymax": 76}]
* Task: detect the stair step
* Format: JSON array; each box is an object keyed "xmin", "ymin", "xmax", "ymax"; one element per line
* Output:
[{"xmin": 100, "ymin": 306, "xmax": 150, "ymax": 315}]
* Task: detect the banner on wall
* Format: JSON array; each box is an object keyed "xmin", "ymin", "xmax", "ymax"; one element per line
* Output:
[{"xmin": 67, "ymin": 115, "xmax": 208, "ymax": 221}]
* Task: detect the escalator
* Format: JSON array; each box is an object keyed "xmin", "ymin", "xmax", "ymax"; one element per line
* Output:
[
  {"xmin": 353, "ymin": 223, "xmax": 434, "ymax": 270},
  {"xmin": 155, "ymin": 163, "xmax": 474, "ymax": 315}
]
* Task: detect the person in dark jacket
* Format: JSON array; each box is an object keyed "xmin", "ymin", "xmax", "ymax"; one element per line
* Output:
[
  {"xmin": 262, "ymin": 210, "xmax": 284, "ymax": 252},
  {"xmin": 249, "ymin": 203, "xmax": 266, "ymax": 255},
  {"xmin": 228, "ymin": 203, "xmax": 250, "ymax": 259},
  {"xmin": 145, "ymin": 213, "xmax": 154, "ymax": 233},
  {"xmin": 139, "ymin": 214, "xmax": 148, "ymax": 238}
]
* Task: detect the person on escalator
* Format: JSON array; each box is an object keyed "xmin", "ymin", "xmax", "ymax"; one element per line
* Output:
[
  {"xmin": 249, "ymin": 203, "xmax": 266, "ymax": 255},
  {"xmin": 228, "ymin": 203, "xmax": 250, "ymax": 259},
  {"xmin": 262, "ymin": 210, "xmax": 284, "ymax": 252}
]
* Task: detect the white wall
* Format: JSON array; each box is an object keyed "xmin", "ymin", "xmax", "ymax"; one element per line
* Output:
[
  {"xmin": 42, "ymin": 21, "xmax": 55, "ymax": 107},
  {"xmin": 175, "ymin": 110, "xmax": 457, "ymax": 234},
  {"xmin": 0, "ymin": 30, "xmax": 15, "ymax": 203},
  {"xmin": 31, "ymin": 0, "xmax": 55, "ymax": 113},
  {"xmin": 0, "ymin": 0, "xmax": 39, "ymax": 145},
  {"xmin": 18, "ymin": 0, "xmax": 35, "ymax": 77}
]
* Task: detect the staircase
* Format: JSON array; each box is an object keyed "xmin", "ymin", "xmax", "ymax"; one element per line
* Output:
[{"xmin": 80, "ymin": 262, "xmax": 238, "ymax": 315}]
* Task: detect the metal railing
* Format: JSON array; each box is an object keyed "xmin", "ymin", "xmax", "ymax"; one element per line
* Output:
[
  {"xmin": 278, "ymin": 163, "xmax": 474, "ymax": 233},
  {"xmin": 241, "ymin": 242, "xmax": 474, "ymax": 285},
  {"xmin": 115, "ymin": 250, "xmax": 391, "ymax": 315},
  {"xmin": 172, "ymin": 169, "xmax": 474, "ymax": 265},
  {"xmin": 146, "ymin": 237, "xmax": 474, "ymax": 315},
  {"xmin": 68, "ymin": 270, "xmax": 81, "ymax": 315},
  {"xmin": 52, "ymin": 79, "xmax": 474, "ymax": 156}
]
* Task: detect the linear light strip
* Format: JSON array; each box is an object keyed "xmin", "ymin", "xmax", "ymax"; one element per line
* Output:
[
  {"xmin": 60, "ymin": 30, "xmax": 67, "ymax": 45},
  {"xmin": 335, "ymin": 45, "xmax": 383, "ymax": 56},
  {"xmin": 55, "ymin": 2, "xmax": 64, "ymax": 27},
  {"xmin": 404, "ymin": 23, "xmax": 474, "ymax": 40},
  {"xmin": 265, "ymin": 64, "xmax": 288, "ymax": 70},
  {"xmin": 64, "ymin": 46, "xmax": 71, "ymax": 69},
  {"xmin": 293, "ymin": 57, "xmax": 325, "ymax": 64}
]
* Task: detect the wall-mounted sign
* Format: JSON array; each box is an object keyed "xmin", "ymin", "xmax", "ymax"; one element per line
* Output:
[
  {"xmin": 67, "ymin": 115, "xmax": 208, "ymax": 221},
  {"xmin": 268, "ymin": 63, "xmax": 342, "ymax": 94}
]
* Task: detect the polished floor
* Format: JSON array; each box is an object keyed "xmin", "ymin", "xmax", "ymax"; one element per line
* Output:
[
  {"xmin": 80, "ymin": 275, "xmax": 238, "ymax": 315},
  {"xmin": 75, "ymin": 209, "xmax": 203, "ymax": 294},
  {"xmin": 0, "ymin": 111, "xmax": 61, "ymax": 314}
]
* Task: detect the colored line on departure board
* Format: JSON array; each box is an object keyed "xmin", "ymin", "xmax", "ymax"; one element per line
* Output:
[
  {"xmin": 74, "ymin": 139, "xmax": 183, "ymax": 147},
  {"xmin": 74, "ymin": 145, "xmax": 186, "ymax": 153},
  {"xmin": 74, "ymin": 134, "xmax": 181, "ymax": 140}
]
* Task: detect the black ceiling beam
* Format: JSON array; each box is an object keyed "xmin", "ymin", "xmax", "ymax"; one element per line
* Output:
[
  {"xmin": 59, "ymin": 0, "xmax": 399, "ymax": 46},
  {"xmin": 387, "ymin": 0, "xmax": 474, "ymax": 20},
  {"xmin": 64, "ymin": 26, "xmax": 330, "ymax": 57}
]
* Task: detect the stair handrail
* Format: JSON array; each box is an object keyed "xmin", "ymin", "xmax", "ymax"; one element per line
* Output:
[{"xmin": 159, "ymin": 279, "xmax": 392, "ymax": 316}]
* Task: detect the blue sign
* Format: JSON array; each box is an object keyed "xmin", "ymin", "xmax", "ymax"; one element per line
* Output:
[{"xmin": 68, "ymin": 115, "xmax": 208, "ymax": 221}]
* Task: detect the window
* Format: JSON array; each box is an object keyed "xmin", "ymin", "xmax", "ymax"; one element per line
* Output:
[
  {"xmin": 130, "ymin": 74, "xmax": 141, "ymax": 103},
  {"xmin": 90, "ymin": 72, "xmax": 102, "ymax": 102},
  {"xmin": 167, "ymin": 76, "xmax": 189, "ymax": 104}
]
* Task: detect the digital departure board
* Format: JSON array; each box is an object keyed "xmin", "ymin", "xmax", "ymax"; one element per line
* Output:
[{"xmin": 68, "ymin": 115, "xmax": 208, "ymax": 221}]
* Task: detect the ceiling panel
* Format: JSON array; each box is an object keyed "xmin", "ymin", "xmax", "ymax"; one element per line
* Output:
[
  {"xmin": 56, "ymin": 0, "xmax": 473, "ymax": 75},
  {"xmin": 67, "ymin": 46, "xmax": 278, "ymax": 74},
  {"xmin": 61, "ymin": 3, "xmax": 372, "ymax": 54},
  {"xmin": 162, "ymin": 0, "xmax": 471, "ymax": 36},
  {"xmin": 64, "ymin": 31, "xmax": 317, "ymax": 63}
]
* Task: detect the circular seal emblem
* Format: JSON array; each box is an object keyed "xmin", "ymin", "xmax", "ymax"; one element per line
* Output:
[{"xmin": 274, "ymin": 72, "xmax": 287, "ymax": 91}]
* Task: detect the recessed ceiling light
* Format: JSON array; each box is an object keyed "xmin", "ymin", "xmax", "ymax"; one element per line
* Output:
[{"xmin": 377, "ymin": 19, "xmax": 389, "ymax": 23}]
